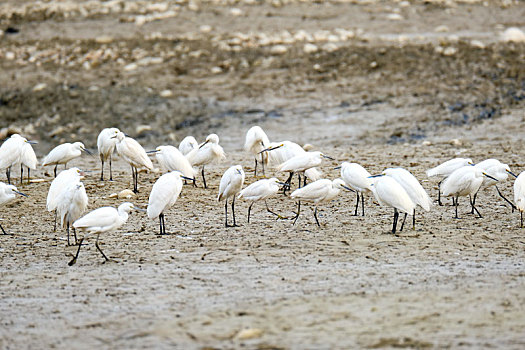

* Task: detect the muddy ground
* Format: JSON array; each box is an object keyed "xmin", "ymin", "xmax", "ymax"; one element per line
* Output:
[{"xmin": 1, "ymin": 0, "xmax": 525, "ymax": 349}]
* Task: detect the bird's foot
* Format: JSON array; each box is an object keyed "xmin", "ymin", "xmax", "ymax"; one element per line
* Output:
[{"xmin": 225, "ymin": 224, "xmax": 241, "ymax": 228}]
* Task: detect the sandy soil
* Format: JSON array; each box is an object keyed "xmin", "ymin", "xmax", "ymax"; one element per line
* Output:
[{"xmin": 1, "ymin": 0, "xmax": 525, "ymax": 349}]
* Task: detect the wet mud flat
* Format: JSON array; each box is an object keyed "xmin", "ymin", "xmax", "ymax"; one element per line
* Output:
[{"xmin": 1, "ymin": 0, "xmax": 525, "ymax": 348}]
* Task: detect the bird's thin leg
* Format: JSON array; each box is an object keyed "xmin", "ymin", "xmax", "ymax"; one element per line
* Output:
[
  {"xmin": 260, "ymin": 153, "xmax": 266, "ymax": 177},
  {"xmin": 158, "ymin": 213, "xmax": 164, "ymax": 235},
  {"xmin": 134, "ymin": 167, "xmax": 140, "ymax": 193},
  {"xmin": 399, "ymin": 212, "xmax": 407, "ymax": 232},
  {"xmin": 313, "ymin": 206, "xmax": 320, "ymax": 227},
  {"xmin": 202, "ymin": 166, "xmax": 207, "ymax": 189},
  {"xmin": 452, "ymin": 196, "xmax": 459, "ymax": 219},
  {"xmin": 73, "ymin": 227, "xmax": 77, "ymax": 245},
  {"xmin": 283, "ymin": 172, "xmax": 293, "ymax": 195},
  {"xmin": 361, "ymin": 193, "xmax": 365, "ymax": 216},
  {"xmin": 224, "ymin": 199, "xmax": 229, "ymax": 227},
  {"xmin": 66, "ymin": 223, "xmax": 70, "ymax": 246},
  {"xmin": 292, "ymin": 201, "xmax": 301, "ymax": 225},
  {"xmin": 438, "ymin": 180, "xmax": 443, "ymax": 206},
  {"xmin": 109, "ymin": 156, "xmax": 114, "ymax": 181},
  {"xmin": 521, "ymin": 211, "xmax": 523, "ymax": 228},
  {"xmin": 64, "ymin": 163, "xmax": 67, "ymax": 170},
  {"xmin": 354, "ymin": 191, "xmax": 359, "ymax": 216},
  {"xmin": 53, "ymin": 211, "xmax": 57, "ymax": 232},
  {"xmin": 473, "ymin": 203, "xmax": 482, "ymax": 218},
  {"xmin": 54, "ymin": 165, "xmax": 57, "ymax": 178},
  {"xmin": 6, "ymin": 167, "xmax": 10, "ymax": 184},
  {"xmin": 495, "ymin": 185, "xmax": 517, "ymax": 212},
  {"xmin": 247, "ymin": 203, "xmax": 253, "ymax": 223},
  {"xmin": 0, "ymin": 223, "xmax": 7, "ymax": 235},
  {"xmin": 27, "ymin": 168, "xmax": 30, "ymax": 184},
  {"xmin": 254, "ymin": 158, "xmax": 258, "ymax": 177},
  {"xmin": 265, "ymin": 200, "xmax": 283, "ymax": 219},
  {"xmin": 68, "ymin": 238, "xmax": 84, "ymax": 266},
  {"xmin": 192, "ymin": 177, "xmax": 196, "ymax": 187},
  {"xmin": 232, "ymin": 197, "xmax": 238, "ymax": 226},
  {"xmin": 100, "ymin": 159, "xmax": 104, "ymax": 181},
  {"xmin": 95, "ymin": 235, "xmax": 110, "ymax": 263},
  {"xmin": 20, "ymin": 164, "xmax": 23, "ymax": 185},
  {"xmin": 297, "ymin": 173, "xmax": 302, "ymax": 189},
  {"xmin": 392, "ymin": 208, "xmax": 399, "ymax": 234},
  {"xmin": 470, "ymin": 192, "xmax": 477, "ymax": 214},
  {"xmin": 412, "ymin": 208, "xmax": 416, "ymax": 229}
]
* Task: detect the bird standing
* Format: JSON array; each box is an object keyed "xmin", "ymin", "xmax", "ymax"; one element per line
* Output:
[
  {"xmin": 70, "ymin": 202, "xmax": 140, "ymax": 265},
  {"xmin": 290, "ymin": 178, "xmax": 352, "ymax": 227},
  {"xmin": 42, "ymin": 142, "xmax": 92, "ymax": 177},
  {"xmin": 178, "ymin": 136, "xmax": 198, "ymax": 156},
  {"xmin": 147, "ymin": 171, "xmax": 190, "ymax": 235},
  {"xmin": 277, "ymin": 151, "xmax": 333, "ymax": 193},
  {"xmin": 472, "ymin": 159, "xmax": 517, "ymax": 211},
  {"xmin": 426, "ymin": 157, "xmax": 472, "ymax": 205},
  {"xmin": 382, "ymin": 167, "xmax": 431, "ymax": 230},
  {"xmin": 338, "ymin": 162, "xmax": 372, "ymax": 216},
  {"xmin": 440, "ymin": 166, "xmax": 498, "ymax": 218},
  {"xmin": 97, "ymin": 127, "xmax": 120, "ymax": 181},
  {"xmin": 114, "ymin": 132, "xmax": 154, "ymax": 193},
  {"xmin": 18, "ymin": 141, "xmax": 38, "ymax": 185},
  {"xmin": 149, "ymin": 145, "xmax": 196, "ymax": 185},
  {"xmin": 186, "ymin": 134, "xmax": 226, "ymax": 189},
  {"xmin": 244, "ymin": 126, "xmax": 270, "ymax": 176},
  {"xmin": 56, "ymin": 181, "xmax": 88, "ymax": 245},
  {"xmin": 369, "ymin": 175, "xmax": 416, "ymax": 234},
  {"xmin": 238, "ymin": 177, "xmax": 283, "ymax": 223},
  {"xmin": 218, "ymin": 165, "xmax": 245, "ymax": 227},
  {"xmin": 0, "ymin": 182, "xmax": 28, "ymax": 234},
  {"xmin": 513, "ymin": 172, "xmax": 525, "ymax": 227},
  {"xmin": 0, "ymin": 134, "xmax": 36, "ymax": 184},
  {"xmin": 47, "ymin": 167, "xmax": 84, "ymax": 232}
]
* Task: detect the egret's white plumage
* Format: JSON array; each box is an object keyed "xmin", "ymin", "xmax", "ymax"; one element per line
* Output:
[
  {"xmin": 383, "ymin": 168, "xmax": 431, "ymax": 211},
  {"xmin": 290, "ymin": 178, "xmax": 350, "ymax": 226},
  {"xmin": 15, "ymin": 141, "xmax": 38, "ymax": 184},
  {"xmin": 70, "ymin": 202, "xmax": 138, "ymax": 265},
  {"xmin": 475, "ymin": 159, "xmax": 514, "ymax": 188},
  {"xmin": 218, "ymin": 165, "xmax": 245, "ymax": 227},
  {"xmin": 340, "ymin": 162, "xmax": 372, "ymax": 216},
  {"xmin": 154, "ymin": 145, "xmax": 195, "ymax": 181},
  {"xmin": 114, "ymin": 131, "xmax": 153, "ymax": 193},
  {"xmin": 304, "ymin": 167, "xmax": 323, "ymax": 182},
  {"xmin": 370, "ymin": 175, "xmax": 416, "ymax": 234},
  {"xmin": 186, "ymin": 134, "xmax": 226, "ymax": 188},
  {"xmin": 0, "ymin": 134, "xmax": 32, "ymax": 184},
  {"xmin": 179, "ymin": 136, "xmax": 198, "ymax": 156},
  {"xmin": 441, "ymin": 166, "xmax": 496, "ymax": 218},
  {"xmin": 426, "ymin": 157, "xmax": 473, "ymax": 205},
  {"xmin": 265, "ymin": 140, "xmax": 305, "ymax": 169},
  {"xmin": 56, "ymin": 181, "xmax": 88, "ymax": 245},
  {"xmin": 97, "ymin": 127, "xmax": 120, "ymax": 181},
  {"xmin": 238, "ymin": 177, "xmax": 282, "ymax": 223},
  {"xmin": 277, "ymin": 151, "xmax": 330, "ymax": 192},
  {"xmin": 43, "ymin": 142, "xmax": 89, "ymax": 177},
  {"xmin": 0, "ymin": 182, "xmax": 27, "ymax": 234},
  {"xmin": 514, "ymin": 172, "xmax": 525, "ymax": 227},
  {"xmin": 244, "ymin": 126, "xmax": 270, "ymax": 176},
  {"xmin": 147, "ymin": 171, "xmax": 185, "ymax": 234}
]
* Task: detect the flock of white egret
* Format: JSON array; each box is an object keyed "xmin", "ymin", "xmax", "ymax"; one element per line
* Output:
[{"xmin": 0, "ymin": 125, "xmax": 523, "ymax": 265}]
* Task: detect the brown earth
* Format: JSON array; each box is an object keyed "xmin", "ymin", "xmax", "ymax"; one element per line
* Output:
[{"xmin": 1, "ymin": 0, "xmax": 525, "ymax": 349}]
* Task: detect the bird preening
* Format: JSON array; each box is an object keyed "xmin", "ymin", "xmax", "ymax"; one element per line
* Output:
[{"xmin": 1, "ymin": 125, "xmax": 524, "ymax": 266}]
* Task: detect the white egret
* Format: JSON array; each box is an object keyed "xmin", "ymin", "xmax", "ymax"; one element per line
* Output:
[
  {"xmin": 513, "ymin": 172, "xmax": 525, "ymax": 227},
  {"xmin": 147, "ymin": 171, "xmax": 192, "ymax": 235},
  {"xmin": 217, "ymin": 165, "xmax": 245, "ymax": 227},
  {"xmin": 97, "ymin": 127, "xmax": 120, "ymax": 181},
  {"xmin": 47, "ymin": 167, "xmax": 84, "ymax": 231},
  {"xmin": 338, "ymin": 162, "xmax": 372, "ymax": 216},
  {"xmin": 148, "ymin": 145, "xmax": 196, "ymax": 185},
  {"xmin": 238, "ymin": 177, "xmax": 283, "ymax": 223},
  {"xmin": 426, "ymin": 157, "xmax": 472, "ymax": 205},
  {"xmin": 0, "ymin": 134, "xmax": 36, "ymax": 184},
  {"xmin": 70, "ymin": 202, "xmax": 140, "ymax": 265},
  {"xmin": 114, "ymin": 131, "xmax": 154, "ymax": 193},
  {"xmin": 178, "ymin": 136, "xmax": 198, "ymax": 156},
  {"xmin": 263, "ymin": 140, "xmax": 305, "ymax": 169},
  {"xmin": 290, "ymin": 178, "xmax": 353, "ymax": 227},
  {"xmin": 369, "ymin": 175, "xmax": 415, "ymax": 234},
  {"xmin": 186, "ymin": 133, "xmax": 226, "ymax": 189},
  {"xmin": 440, "ymin": 166, "xmax": 498, "ymax": 218},
  {"xmin": 244, "ymin": 126, "xmax": 270, "ymax": 176},
  {"xmin": 0, "ymin": 182, "xmax": 28, "ymax": 234},
  {"xmin": 42, "ymin": 142, "xmax": 92, "ymax": 177},
  {"xmin": 56, "ymin": 181, "xmax": 88, "ymax": 245},
  {"xmin": 304, "ymin": 167, "xmax": 323, "ymax": 183},
  {"xmin": 276, "ymin": 151, "xmax": 334, "ymax": 193},
  {"xmin": 383, "ymin": 167, "xmax": 431, "ymax": 230},
  {"xmin": 18, "ymin": 142, "xmax": 38, "ymax": 184},
  {"xmin": 472, "ymin": 159, "xmax": 517, "ymax": 212}
]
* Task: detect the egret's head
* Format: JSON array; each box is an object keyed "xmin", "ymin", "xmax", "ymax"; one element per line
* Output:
[{"xmin": 206, "ymin": 134, "xmax": 220, "ymax": 144}]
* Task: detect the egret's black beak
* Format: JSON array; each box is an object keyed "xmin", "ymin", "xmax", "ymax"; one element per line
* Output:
[
  {"xmin": 321, "ymin": 155, "xmax": 335, "ymax": 161},
  {"xmin": 368, "ymin": 174, "xmax": 384, "ymax": 178},
  {"xmin": 15, "ymin": 190, "xmax": 28, "ymax": 197},
  {"xmin": 146, "ymin": 150, "xmax": 159, "ymax": 154},
  {"xmin": 334, "ymin": 166, "xmax": 342, "ymax": 170},
  {"xmin": 236, "ymin": 169, "xmax": 243, "ymax": 175},
  {"xmin": 82, "ymin": 148, "xmax": 93, "ymax": 156},
  {"xmin": 483, "ymin": 172, "xmax": 498, "ymax": 182},
  {"xmin": 259, "ymin": 144, "xmax": 283, "ymax": 154},
  {"xmin": 181, "ymin": 175, "xmax": 195, "ymax": 182},
  {"xmin": 26, "ymin": 140, "xmax": 38, "ymax": 145},
  {"xmin": 341, "ymin": 185, "xmax": 355, "ymax": 192},
  {"xmin": 133, "ymin": 207, "xmax": 147, "ymax": 212},
  {"xmin": 507, "ymin": 169, "xmax": 518, "ymax": 178},
  {"xmin": 199, "ymin": 140, "xmax": 210, "ymax": 149}
]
